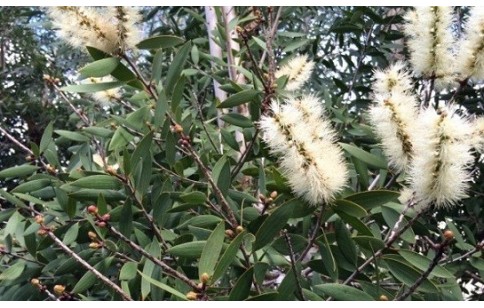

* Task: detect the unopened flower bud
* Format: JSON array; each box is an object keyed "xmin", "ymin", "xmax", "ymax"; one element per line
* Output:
[
  {"xmin": 225, "ymin": 229, "xmax": 234, "ymax": 238},
  {"xmin": 186, "ymin": 291, "xmax": 198, "ymax": 300},
  {"xmin": 379, "ymin": 295, "xmax": 388, "ymax": 301},
  {"xmin": 106, "ymin": 166, "xmax": 117, "ymax": 176},
  {"xmin": 444, "ymin": 230, "xmax": 454, "ymax": 240},
  {"xmin": 53, "ymin": 284, "xmax": 66, "ymax": 295},
  {"xmin": 88, "ymin": 231, "xmax": 98, "ymax": 240},
  {"xmin": 270, "ymin": 191, "xmax": 278, "ymax": 199},
  {"xmin": 87, "ymin": 205, "xmax": 98, "ymax": 215},
  {"xmin": 200, "ymin": 273, "xmax": 210, "ymax": 284},
  {"xmin": 89, "ymin": 242, "xmax": 101, "ymax": 249},
  {"xmin": 173, "ymin": 124, "xmax": 183, "ymax": 133},
  {"xmin": 31, "ymin": 278, "xmax": 41, "ymax": 287},
  {"xmin": 34, "ymin": 215, "xmax": 44, "ymax": 225},
  {"xmin": 97, "ymin": 221, "xmax": 106, "ymax": 228},
  {"xmin": 101, "ymin": 213, "xmax": 111, "ymax": 222},
  {"xmin": 236, "ymin": 226, "xmax": 244, "ymax": 234}
]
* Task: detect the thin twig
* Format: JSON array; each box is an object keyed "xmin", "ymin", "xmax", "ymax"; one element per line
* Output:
[
  {"xmin": 384, "ymin": 172, "xmax": 400, "ymax": 189},
  {"xmin": 107, "ymin": 224, "xmax": 201, "ymax": 291},
  {"xmin": 394, "ymin": 239, "xmax": 451, "ymax": 301},
  {"xmin": 46, "ymin": 230, "xmax": 132, "ymax": 301},
  {"xmin": 259, "ymin": 7, "xmax": 283, "ymax": 68},
  {"xmin": 282, "ymin": 230, "xmax": 305, "ymax": 301},
  {"xmin": 0, "ymin": 250, "xmax": 45, "ymax": 266},
  {"xmin": 337, "ymin": 211, "xmax": 424, "ymax": 290},
  {"xmin": 297, "ymin": 204, "xmax": 325, "ymax": 262},
  {"xmin": 187, "ymin": 146, "xmax": 239, "ymax": 228},
  {"xmin": 230, "ymin": 128, "xmax": 260, "ymax": 179},
  {"xmin": 190, "ymin": 90, "xmax": 220, "ymax": 154},
  {"xmin": 440, "ymin": 239, "xmax": 484, "ymax": 265},
  {"xmin": 465, "ymin": 270, "xmax": 484, "ymax": 285},
  {"xmin": 346, "ymin": 23, "xmax": 375, "ymax": 97},
  {"xmin": 0, "ymin": 125, "xmax": 49, "ymax": 169},
  {"xmin": 368, "ymin": 174, "xmax": 381, "ymax": 190}
]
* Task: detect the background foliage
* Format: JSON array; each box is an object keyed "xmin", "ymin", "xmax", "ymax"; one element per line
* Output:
[{"xmin": 0, "ymin": 6, "xmax": 483, "ymax": 301}]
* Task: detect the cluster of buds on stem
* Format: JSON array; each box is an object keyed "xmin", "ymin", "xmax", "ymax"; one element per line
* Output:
[
  {"xmin": 259, "ymin": 191, "xmax": 277, "ymax": 214},
  {"xmin": 88, "ymin": 231, "xmax": 103, "ymax": 249},
  {"xmin": 87, "ymin": 205, "xmax": 110, "ymax": 228},
  {"xmin": 34, "ymin": 215, "xmax": 51, "ymax": 236}
]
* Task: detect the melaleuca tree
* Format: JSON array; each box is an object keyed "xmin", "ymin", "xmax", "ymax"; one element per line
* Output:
[{"xmin": 0, "ymin": 6, "xmax": 483, "ymax": 301}]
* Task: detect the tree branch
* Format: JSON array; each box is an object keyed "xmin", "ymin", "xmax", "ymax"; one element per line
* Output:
[
  {"xmin": 282, "ymin": 230, "xmax": 305, "ymax": 301},
  {"xmin": 297, "ymin": 204, "xmax": 325, "ymax": 262},
  {"xmin": 393, "ymin": 239, "xmax": 451, "ymax": 301},
  {"xmin": 46, "ymin": 230, "xmax": 133, "ymax": 301},
  {"xmin": 106, "ymin": 224, "xmax": 201, "ymax": 291}
]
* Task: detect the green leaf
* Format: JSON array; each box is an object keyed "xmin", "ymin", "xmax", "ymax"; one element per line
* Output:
[
  {"xmin": 180, "ymin": 191, "xmax": 206, "ymax": 204},
  {"xmin": 383, "ymin": 258, "xmax": 438, "ymax": 293},
  {"xmin": 177, "ymin": 215, "xmax": 222, "ymax": 229},
  {"xmin": 72, "ymin": 257, "xmax": 113, "ymax": 294},
  {"xmin": 381, "ymin": 205, "xmax": 415, "ymax": 244},
  {"xmin": 120, "ymin": 262, "xmax": 138, "ymax": 280},
  {"xmin": 0, "ymin": 164, "xmax": 39, "ymax": 179},
  {"xmin": 11, "ymin": 179, "xmax": 52, "ymax": 193},
  {"xmin": 353, "ymin": 236, "xmax": 385, "ymax": 251},
  {"xmin": 218, "ymin": 89, "xmax": 260, "ymax": 108},
  {"xmin": 313, "ymin": 283, "xmax": 374, "ymax": 301},
  {"xmin": 191, "ymin": 44, "xmax": 199, "ymax": 65},
  {"xmin": 109, "ymin": 126, "xmax": 134, "ymax": 151},
  {"xmin": 199, "ymin": 221, "xmax": 226, "ymax": 280},
  {"xmin": 0, "ymin": 261, "xmax": 25, "ymax": 280},
  {"xmin": 339, "ymin": 143, "xmax": 388, "ymax": 169},
  {"xmin": 272, "ymin": 233, "xmax": 308, "ymax": 255},
  {"xmin": 63, "ymin": 223, "xmax": 79, "ymax": 246},
  {"xmin": 136, "ymin": 35, "xmax": 185, "ymax": 49},
  {"xmin": 398, "ymin": 250, "xmax": 453, "ymax": 278},
  {"xmin": 337, "ymin": 211, "xmax": 373, "ymax": 236},
  {"xmin": 55, "ymin": 130, "xmax": 90, "ymax": 142},
  {"xmin": 333, "ymin": 199, "xmax": 367, "ymax": 218},
  {"xmin": 335, "ymin": 219, "xmax": 357, "ymax": 266},
  {"xmin": 138, "ymin": 271, "xmax": 187, "ymax": 300},
  {"xmin": 61, "ymin": 81, "xmax": 125, "ymax": 93},
  {"xmin": 212, "ymin": 231, "xmax": 248, "ymax": 283},
  {"xmin": 252, "ymin": 198, "xmax": 296, "ymax": 251},
  {"xmin": 165, "ymin": 42, "xmax": 191, "ymax": 95},
  {"xmin": 282, "ymin": 38, "xmax": 311, "ymax": 53},
  {"xmin": 119, "ymin": 202, "xmax": 133, "ymax": 237},
  {"xmin": 39, "ymin": 121, "xmax": 54, "ymax": 154},
  {"xmin": 212, "ymin": 156, "xmax": 231, "ymax": 196},
  {"xmin": 221, "ymin": 113, "xmax": 254, "ymax": 128},
  {"xmin": 82, "ymin": 127, "xmax": 113, "ymax": 138},
  {"xmin": 71, "ymin": 175, "xmax": 122, "ymax": 190},
  {"xmin": 67, "ymin": 189, "xmax": 125, "ymax": 201},
  {"xmin": 344, "ymin": 190, "xmax": 399, "ymax": 211},
  {"xmin": 79, "ymin": 57, "xmax": 120, "ymax": 78},
  {"xmin": 318, "ymin": 230, "xmax": 338, "ymax": 281},
  {"xmin": 229, "ymin": 267, "xmax": 254, "ymax": 300},
  {"xmin": 167, "ymin": 241, "xmax": 206, "ymax": 258}
]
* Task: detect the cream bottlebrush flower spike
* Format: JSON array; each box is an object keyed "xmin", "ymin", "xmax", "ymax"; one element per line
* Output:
[
  {"xmin": 404, "ymin": 7, "xmax": 455, "ymax": 87},
  {"xmin": 275, "ymin": 55, "xmax": 315, "ymax": 91},
  {"xmin": 470, "ymin": 116, "xmax": 484, "ymax": 154},
  {"xmin": 369, "ymin": 63, "xmax": 418, "ymax": 172},
  {"xmin": 259, "ymin": 95, "xmax": 348, "ymax": 205},
  {"xmin": 405, "ymin": 104, "xmax": 474, "ymax": 210},
  {"xmin": 455, "ymin": 7, "xmax": 484, "ymax": 81},
  {"xmin": 372, "ymin": 61, "xmax": 414, "ymax": 96},
  {"xmin": 48, "ymin": 7, "xmax": 142, "ymax": 54},
  {"xmin": 107, "ymin": 7, "xmax": 143, "ymax": 52}
]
